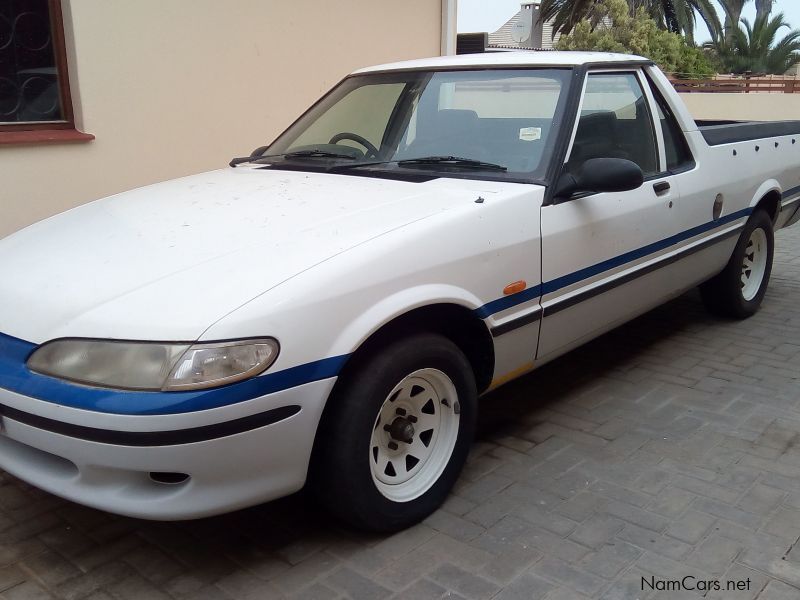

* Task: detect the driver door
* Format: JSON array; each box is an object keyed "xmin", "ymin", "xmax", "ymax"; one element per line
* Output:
[{"xmin": 537, "ymin": 70, "xmax": 680, "ymax": 361}]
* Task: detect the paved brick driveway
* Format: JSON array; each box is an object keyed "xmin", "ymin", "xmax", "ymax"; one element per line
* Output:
[{"xmin": 2, "ymin": 225, "xmax": 800, "ymax": 600}]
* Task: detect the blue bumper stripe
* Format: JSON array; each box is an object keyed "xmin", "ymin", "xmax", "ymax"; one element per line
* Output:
[
  {"xmin": 0, "ymin": 332, "xmax": 348, "ymax": 415},
  {"xmin": 475, "ymin": 207, "xmax": 753, "ymax": 319}
]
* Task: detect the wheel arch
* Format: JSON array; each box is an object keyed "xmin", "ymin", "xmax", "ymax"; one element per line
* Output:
[
  {"xmin": 750, "ymin": 182, "xmax": 782, "ymax": 223},
  {"xmin": 334, "ymin": 302, "xmax": 495, "ymax": 397}
]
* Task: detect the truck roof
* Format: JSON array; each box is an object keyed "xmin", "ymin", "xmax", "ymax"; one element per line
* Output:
[{"xmin": 354, "ymin": 51, "xmax": 651, "ymax": 74}]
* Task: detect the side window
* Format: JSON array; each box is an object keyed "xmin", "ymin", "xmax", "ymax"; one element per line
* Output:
[
  {"xmin": 648, "ymin": 81, "xmax": 694, "ymax": 172},
  {"xmin": 567, "ymin": 73, "xmax": 658, "ymax": 177}
]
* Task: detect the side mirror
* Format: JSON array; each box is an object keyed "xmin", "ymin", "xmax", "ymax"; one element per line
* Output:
[{"xmin": 555, "ymin": 158, "xmax": 644, "ymax": 199}]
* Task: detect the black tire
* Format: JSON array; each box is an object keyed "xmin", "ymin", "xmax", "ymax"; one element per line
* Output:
[
  {"xmin": 700, "ymin": 209, "xmax": 774, "ymax": 319},
  {"xmin": 311, "ymin": 333, "xmax": 477, "ymax": 532}
]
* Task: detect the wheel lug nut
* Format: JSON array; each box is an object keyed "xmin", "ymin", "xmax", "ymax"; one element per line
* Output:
[
  {"xmin": 396, "ymin": 408, "xmax": 407, "ymax": 416},
  {"xmin": 408, "ymin": 415, "xmax": 417, "ymax": 423},
  {"xmin": 388, "ymin": 441, "xmax": 399, "ymax": 451},
  {"xmin": 383, "ymin": 424, "xmax": 392, "ymax": 432}
]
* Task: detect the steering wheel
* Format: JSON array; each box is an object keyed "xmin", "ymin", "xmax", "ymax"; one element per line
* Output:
[{"xmin": 329, "ymin": 132, "xmax": 379, "ymax": 159}]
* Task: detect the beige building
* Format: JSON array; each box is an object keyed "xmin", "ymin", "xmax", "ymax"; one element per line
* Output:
[{"xmin": 1, "ymin": 0, "xmax": 455, "ymax": 238}]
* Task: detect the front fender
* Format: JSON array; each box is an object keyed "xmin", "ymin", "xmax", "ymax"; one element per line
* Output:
[{"xmin": 327, "ymin": 284, "xmax": 484, "ymax": 358}]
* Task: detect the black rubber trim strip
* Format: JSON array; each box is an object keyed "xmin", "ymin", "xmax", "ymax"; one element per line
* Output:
[
  {"xmin": 0, "ymin": 404, "xmax": 301, "ymax": 447},
  {"xmin": 784, "ymin": 201, "xmax": 800, "ymax": 228},
  {"xmin": 782, "ymin": 196, "xmax": 800, "ymax": 211},
  {"xmin": 490, "ymin": 307, "xmax": 543, "ymax": 337},
  {"xmin": 699, "ymin": 121, "xmax": 800, "ymax": 146},
  {"xmin": 542, "ymin": 226, "xmax": 742, "ymax": 318}
]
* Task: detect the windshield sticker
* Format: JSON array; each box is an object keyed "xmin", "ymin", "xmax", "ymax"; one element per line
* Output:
[{"xmin": 519, "ymin": 127, "xmax": 542, "ymax": 142}]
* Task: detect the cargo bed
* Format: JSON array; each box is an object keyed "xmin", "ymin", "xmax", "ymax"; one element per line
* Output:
[{"xmin": 697, "ymin": 120, "xmax": 800, "ymax": 146}]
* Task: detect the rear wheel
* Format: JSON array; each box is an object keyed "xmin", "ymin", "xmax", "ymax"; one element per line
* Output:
[
  {"xmin": 312, "ymin": 333, "xmax": 476, "ymax": 532},
  {"xmin": 700, "ymin": 209, "xmax": 774, "ymax": 318}
]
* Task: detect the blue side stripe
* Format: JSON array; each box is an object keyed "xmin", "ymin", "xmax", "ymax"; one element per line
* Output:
[
  {"xmin": 782, "ymin": 185, "xmax": 800, "ymax": 201},
  {"xmin": 0, "ymin": 332, "xmax": 348, "ymax": 415},
  {"xmin": 541, "ymin": 208, "xmax": 751, "ymax": 295},
  {"xmin": 476, "ymin": 207, "xmax": 753, "ymax": 318},
  {"xmin": 474, "ymin": 285, "xmax": 543, "ymax": 319}
]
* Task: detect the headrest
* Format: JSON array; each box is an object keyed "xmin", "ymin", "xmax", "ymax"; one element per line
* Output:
[{"xmin": 578, "ymin": 111, "xmax": 617, "ymax": 137}]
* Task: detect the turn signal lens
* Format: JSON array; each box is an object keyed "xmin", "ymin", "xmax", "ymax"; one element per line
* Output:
[
  {"xmin": 164, "ymin": 339, "xmax": 279, "ymax": 391},
  {"xmin": 503, "ymin": 280, "xmax": 527, "ymax": 295}
]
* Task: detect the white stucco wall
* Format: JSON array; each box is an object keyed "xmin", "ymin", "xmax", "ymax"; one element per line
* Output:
[
  {"xmin": 1, "ymin": 0, "xmax": 443, "ymax": 238},
  {"xmin": 679, "ymin": 93, "xmax": 800, "ymax": 122}
]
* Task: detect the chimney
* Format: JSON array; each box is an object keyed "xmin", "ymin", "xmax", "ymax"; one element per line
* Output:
[{"xmin": 515, "ymin": 2, "xmax": 545, "ymax": 49}]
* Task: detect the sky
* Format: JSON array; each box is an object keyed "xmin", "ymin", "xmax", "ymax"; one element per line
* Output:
[{"xmin": 457, "ymin": 0, "xmax": 800, "ymax": 43}]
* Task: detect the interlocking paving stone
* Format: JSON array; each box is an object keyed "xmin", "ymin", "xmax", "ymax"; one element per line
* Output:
[
  {"xmin": 390, "ymin": 578, "xmax": 446, "ymax": 600},
  {"xmin": 427, "ymin": 563, "xmax": 499, "ymax": 599},
  {"xmin": 1, "ymin": 227, "xmax": 800, "ymax": 598},
  {"xmin": 579, "ymin": 541, "xmax": 641, "ymax": 580},
  {"xmin": 753, "ymin": 579, "xmax": 800, "ymax": 600},
  {"xmin": 664, "ymin": 510, "xmax": 717, "ymax": 544},
  {"xmin": 491, "ymin": 572, "xmax": 553, "ymax": 600},
  {"xmin": 324, "ymin": 567, "xmax": 392, "ymax": 600},
  {"xmin": 530, "ymin": 556, "xmax": 605, "ymax": 596}
]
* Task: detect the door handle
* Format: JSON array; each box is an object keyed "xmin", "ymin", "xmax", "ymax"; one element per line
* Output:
[{"xmin": 653, "ymin": 181, "xmax": 671, "ymax": 195}]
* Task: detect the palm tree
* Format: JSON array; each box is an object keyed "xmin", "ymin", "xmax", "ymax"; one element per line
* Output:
[
  {"xmin": 539, "ymin": 0, "xmax": 604, "ymax": 35},
  {"xmin": 719, "ymin": 0, "xmax": 749, "ymax": 43},
  {"xmin": 716, "ymin": 12, "xmax": 800, "ymax": 74},
  {"xmin": 540, "ymin": 0, "xmax": 720, "ymax": 42},
  {"xmin": 635, "ymin": 0, "xmax": 722, "ymax": 43},
  {"xmin": 755, "ymin": 0, "xmax": 774, "ymax": 22}
]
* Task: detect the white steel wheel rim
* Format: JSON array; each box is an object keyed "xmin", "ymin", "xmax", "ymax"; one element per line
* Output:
[
  {"xmin": 369, "ymin": 368, "xmax": 460, "ymax": 503},
  {"xmin": 741, "ymin": 228, "xmax": 768, "ymax": 301}
]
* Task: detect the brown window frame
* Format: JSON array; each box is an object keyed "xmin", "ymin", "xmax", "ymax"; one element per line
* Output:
[{"xmin": 0, "ymin": 0, "xmax": 93, "ymax": 145}]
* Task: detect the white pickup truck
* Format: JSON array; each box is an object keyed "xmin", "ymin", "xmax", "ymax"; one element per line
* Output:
[{"xmin": 1, "ymin": 52, "xmax": 799, "ymax": 531}]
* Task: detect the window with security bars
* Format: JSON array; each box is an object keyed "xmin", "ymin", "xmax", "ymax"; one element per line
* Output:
[{"xmin": 0, "ymin": 0, "xmax": 73, "ymax": 129}]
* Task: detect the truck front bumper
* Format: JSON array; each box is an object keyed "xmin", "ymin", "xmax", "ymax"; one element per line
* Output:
[{"xmin": 0, "ymin": 378, "xmax": 335, "ymax": 520}]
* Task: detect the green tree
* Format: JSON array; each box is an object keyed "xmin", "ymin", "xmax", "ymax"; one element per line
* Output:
[
  {"xmin": 715, "ymin": 12, "xmax": 800, "ymax": 74},
  {"xmin": 556, "ymin": 0, "xmax": 716, "ymax": 76}
]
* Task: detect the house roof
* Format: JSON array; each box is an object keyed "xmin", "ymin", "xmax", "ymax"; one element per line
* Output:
[
  {"xmin": 354, "ymin": 52, "xmax": 649, "ymax": 74},
  {"xmin": 488, "ymin": 9, "xmax": 525, "ymax": 47}
]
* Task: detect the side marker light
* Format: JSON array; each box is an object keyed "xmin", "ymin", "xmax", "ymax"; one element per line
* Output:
[{"xmin": 503, "ymin": 280, "xmax": 527, "ymax": 295}]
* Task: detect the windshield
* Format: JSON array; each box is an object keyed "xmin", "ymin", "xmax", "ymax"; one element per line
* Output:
[{"xmin": 257, "ymin": 68, "xmax": 572, "ymax": 181}]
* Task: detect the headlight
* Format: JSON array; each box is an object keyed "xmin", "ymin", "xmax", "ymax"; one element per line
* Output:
[{"xmin": 27, "ymin": 338, "xmax": 279, "ymax": 391}]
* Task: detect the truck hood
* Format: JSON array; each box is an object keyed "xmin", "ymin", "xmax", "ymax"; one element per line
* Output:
[{"xmin": 0, "ymin": 167, "xmax": 484, "ymax": 343}]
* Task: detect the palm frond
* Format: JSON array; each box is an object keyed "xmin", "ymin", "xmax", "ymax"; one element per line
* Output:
[{"xmin": 715, "ymin": 11, "xmax": 800, "ymax": 74}]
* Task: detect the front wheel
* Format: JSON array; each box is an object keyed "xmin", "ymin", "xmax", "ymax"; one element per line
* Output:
[
  {"xmin": 700, "ymin": 209, "xmax": 774, "ymax": 318},
  {"xmin": 311, "ymin": 333, "xmax": 476, "ymax": 532}
]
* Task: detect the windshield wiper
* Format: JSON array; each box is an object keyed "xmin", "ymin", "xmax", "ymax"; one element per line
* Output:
[
  {"xmin": 399, "ymin": 156, "xmax": 507, "ymax": 171},
  {"xmin": 229, "ymin": 149, "xmax": 357, "ymax": 167},
  {"xmin": 331, "ymin": 155, "xmax": 507, "ymax": 172}
]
